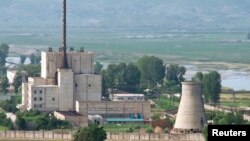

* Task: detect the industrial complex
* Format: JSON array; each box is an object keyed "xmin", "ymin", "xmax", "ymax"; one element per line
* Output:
[{"xmin": 17, "ymin": 0, "xmax": 207, "ymax": 136}]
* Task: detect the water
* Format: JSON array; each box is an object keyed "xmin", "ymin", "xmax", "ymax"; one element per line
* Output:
[
  {"xmin": 185, "ymin": 66, "xmax": 250, "ymax": 91},
  {"xmin": 5, "ymin": 58, "xmax": 250, "ymax": 90},
  {"xmin": 219, "ymin": 70, "xmax": 250, "ymax": 91}
]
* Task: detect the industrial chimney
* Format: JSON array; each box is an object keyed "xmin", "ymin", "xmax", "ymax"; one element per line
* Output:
[
  {"xmin": 61, "ymin": 0, "xmax": 68, "ymax": 68},
  {"xmin": 171, "ymin": 82, "xmax": 206, "ymax": 134}
]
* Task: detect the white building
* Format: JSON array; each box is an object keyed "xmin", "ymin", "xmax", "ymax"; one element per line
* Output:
[
  {"xmin": 18, "ymin": 49, "xmax": 102, "ymax": 111},
  {"xmin": 7, "ymin": 70, "xmax": 17, "ymax": 84},
  {"xmin": 111, "ymin": 93, "xmax": 145, "ymax": 102}
]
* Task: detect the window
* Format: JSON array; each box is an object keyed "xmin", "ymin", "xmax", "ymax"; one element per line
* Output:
[
  {"xmin": 52, "ymin": 98, "xmax": 55, "ymax": 101},
  {"xmin": 34, "ymin": 90, "xmax": 37, "ymax": 94},
  {"xmin": 40, "ymin": 97, "xmax": 43, "ymax": 101},
  {"xmin": 88, "ymin": 84, "xmax": 91, "ymax": 87},
  {"xmin": 34, "ymin": 97, "xmax": 37, "ymax": 101},
  {"xmin": 75, "ymin": 83, "xmax": 78, "ymax": 87},
  {"xmin": 40, "ymin": 104, "xmax": 42, "ymax": 108},
  {"xmin": 34, "ymin": 104, "xmax": 36, "ymax": 108},
  {"xmin": 40, "ymin": 90, "xmax": 42, "ymax": 94}
]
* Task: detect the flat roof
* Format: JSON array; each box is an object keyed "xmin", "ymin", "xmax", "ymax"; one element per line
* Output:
[
  {"xmin": 32, "ymin": 85, "xmax": 59, "ymax": 88},
  {"xmin": 55, "ymin": 111, "xmax": 82, "ymax": 116},
  {"xmin": 106, "ymin": 118, "xmax": 144, "ymax": 122},
  {"xmin": 113, "ymin": 94, "xmax": 144, "ymax": 97}
]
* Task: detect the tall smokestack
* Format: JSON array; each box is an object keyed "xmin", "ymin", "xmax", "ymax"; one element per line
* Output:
[
  {"xmin": 171, "ymin": 82, "xmax": 206, "ymax": 134},
  {"xmin": 62, "ymin": 0, "xmax": 68, "ymax": 68}
]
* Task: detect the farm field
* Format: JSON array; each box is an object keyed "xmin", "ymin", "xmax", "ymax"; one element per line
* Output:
[
  {"xmin": 220, "ymin": 93, "xmax": 250, "ymax": 107},
  {"xmin": 1, "ymin": 29, "xmax": 250, "ymax": 68}
]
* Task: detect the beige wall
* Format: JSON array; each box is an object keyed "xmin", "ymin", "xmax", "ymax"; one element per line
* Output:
[
  {"xmin": 21, "ymin": 83, "xmax": 28, "ymax": 107},
  {"xmin": 41, "ymin": 51, "xmax": 94, "ymax": 79},
  {"xmin": 74, "ymin": 74, "xmax": 102, "ymax": 102},
  {"xmin": 54, "ymin": 111, "xmax": 88, "ymax": 127},
  {"xmin": 27, "ymin": 85, "xmax": 60, "ymax": 111},
  {"xmin": 58, "ymin": 69, "xmax": 74, "ymax": 111},
  {"xmin": 44, "ymin": 86, "xmax": 60, "ymax": 111},
  {"xmin": 0, "ymin": 131, "xmax": 205, "ymax": 141},
  {"xmin": 76, "ymin": 101, "xmax": 151, "ymax": 119}
]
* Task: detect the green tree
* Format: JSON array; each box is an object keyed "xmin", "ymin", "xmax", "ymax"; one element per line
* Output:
[
  {"xmin": 104, "ymin": 64, "xmax": 119, "ymax": 90},
  {"xmin": 165, "ymin": 64, "xmax": 186, "ymax": 85},
  {"xmin": 19, "ymin": 64, "xmax": 40, "ymax": 77},
  {"xmin": 74, "ymin": 125, "xmax": 107, "ymax": 141},
  {"xmin": 0, "ymin": 112, "xmax": 14, "ymax": 129},
  {"xmin": 192, "ymin": 72, "xmax": 203, "ymax": 82},
  {"xmin": 20, "ymin": 55, "xmax": 27, "ymax": 65},
  {"xmin": 0, "ymin": 43, "xmax": 9, "ymax": 74},
  {"xmin": 124, "ymin": 63, "xmax": 141, "ymax": 91},
  {"xmin": 203, "ymin": 71, "xmax": 221, "ymax": 104},
  {"xmin": 137, "ymin": 56, "xmax": 165, "ymax": 89},
  {"xmin": 202, "ymin": 125, "xmax": 208, "ymax": 141},
  {"xmin": 30, "ymin": 54, "xmax": 41, "ymax": 64},
  {"xmin": 94, "ymin": 62, "xmax": 103, "ymax": 74},
  {"xmin": 0, "ymin": 96, "xmax": 20, "ymax": 113},
  {"xmin": 213, "ymin": 112, "xmax": 246, "ymax": 125},
  {"xmin": 15, "ymin": 116, "xmax": 26, "ymax": 130},
  {"xmin": 103, "ymin": 63, "xmax": 141, "ymax": 92},
  {"xmin": 163, "ymin": 64, "xmax": 186, "ymax": 94},
  {"xmin": 0, "ymin": 76, "xmax": 9, "ymax": 94},
  {"xmin": 30, "ymin": 54, "xmax": 36, "ymax": 64},
  {"xmin": 13, "ymin": 72, "xmax": 23, "ymax": 93}
]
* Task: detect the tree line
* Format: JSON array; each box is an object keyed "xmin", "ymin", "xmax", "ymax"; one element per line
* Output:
[
  {"xmin": 0, "ymin": 43, "xmax": 41, "ymax": 94},
  {"xmin": 96, "ymin": 55, "xmax": 221, "ymax": 105}
]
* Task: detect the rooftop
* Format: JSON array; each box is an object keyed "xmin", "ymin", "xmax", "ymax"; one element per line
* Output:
[
  {"xmin": 106, "ymin": 118, "xmax": 144, "ymax": 122},
  {"xmin": 55, "ymin": 111, "xmax": 82, "ymax": 116},
  {"xmin": 113, "ymin": 93, "xmax": 144, "ymax": 97}
]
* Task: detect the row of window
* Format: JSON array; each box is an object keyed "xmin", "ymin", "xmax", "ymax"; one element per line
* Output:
[
  {"xmin": 34, "ymin": 90, "xmax": 43, "ymax": 94},
  {"xmin": 34, "ymin": 97, "xmax": 55, "ymax": 101},
  {"xmin": 118, "ymin": 97, "xmax": 143, "ymax": 100},
  {"xmin": 34, "ymin": 97, "xmax": 43, "ymax": 101}
]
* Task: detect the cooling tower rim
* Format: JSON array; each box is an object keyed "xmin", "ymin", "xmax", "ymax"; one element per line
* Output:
[{"xmin": 181, "ymin": 81, "xmax": 202, "ymax": 85}]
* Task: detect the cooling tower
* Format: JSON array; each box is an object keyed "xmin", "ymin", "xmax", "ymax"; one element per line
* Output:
[{"xmin": 171, "ymin": 82, "xmax": 206, "ymax": 134}]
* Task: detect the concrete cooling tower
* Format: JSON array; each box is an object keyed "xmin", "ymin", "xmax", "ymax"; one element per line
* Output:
[{"xmin": 171, "ymin": 82, "xmax": 206, "ymax": 134}]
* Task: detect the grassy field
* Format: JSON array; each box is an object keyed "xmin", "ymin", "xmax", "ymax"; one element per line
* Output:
[
  {"xmin": 220, "ymin": 93, "xmax": 250, "ymax": 107},
  {"xmin": 0, "ymin": 125, "xmax": 8, "ymax": 131},
  {"xmin": 2, "ymin": 31, "xmax": 250, "ymax": 66},
  {"xmin": 103, "ymin": 123, "xmax": 151, "ymax": 133}
]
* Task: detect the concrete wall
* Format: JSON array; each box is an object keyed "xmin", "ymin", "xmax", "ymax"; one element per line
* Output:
[
  {"xmin": 58, "ymin": 69, "xmax": 74, "ymax": 111},
  {"xmin": 112, "ymin": 94, "xmax": 145, "ymax": 102},
  {"xmin": 21, "ymin": 83, "xmax": 28, "ymax": 107},
  {"xmin": 76, "ymin": 101, "xmax": 151, "ymax": 119},
  {"xmin": 54, "ymin": 111, "xmax": 88, "ymax": 127},
  {"xmin": 173, "ymin": 82, "xmax": 206, "ymax": 131},
  {"xmin": 41, "ymin": 51, "xmax": 94, "ymax": 79},
  {"xmin": 44, "ymin": 86, "xmax": 60, "ymax": 111},
  {"xmin": 0, "ymin": 131, "xmax": 205, "ymax": 141},
  {"xmin": 74, "ymin": 74, "xmax": 102, "ymax": 102}
]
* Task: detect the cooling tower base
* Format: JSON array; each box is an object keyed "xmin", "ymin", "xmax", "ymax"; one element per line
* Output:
[{"xmin": 171, "ymin": 128, "xmax": 201, "ymax": 134}]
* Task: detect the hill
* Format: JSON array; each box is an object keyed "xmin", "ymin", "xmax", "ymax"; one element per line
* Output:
[{"xmin": 0, "ymin": 0, "xmax": 250, "ymax": 30}]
